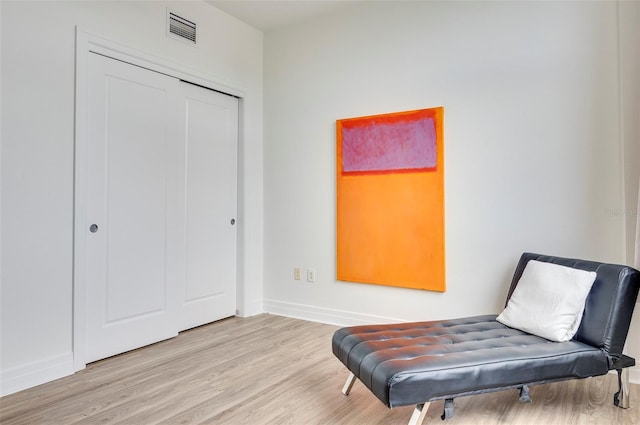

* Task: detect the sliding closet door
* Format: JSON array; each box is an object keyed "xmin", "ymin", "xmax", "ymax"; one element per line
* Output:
[
  {"xmin": 178, "ymin": 81, "xmax": 238, "ymax": 330},
  {"xmin": 85, "ymin": 53, "xmax": 182, "ymax": 362},
  {"xmin": 84, "ymin": 53, "xmax": 238, "ymax": 363}
]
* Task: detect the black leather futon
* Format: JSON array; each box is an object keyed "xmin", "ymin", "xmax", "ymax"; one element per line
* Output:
[{"xmin": 332, "ymin": 253, "xmax": 640, "ymax": 425}]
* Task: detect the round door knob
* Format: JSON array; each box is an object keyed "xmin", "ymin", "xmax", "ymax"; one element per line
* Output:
[
  {"xmin": 90, "ymin": 224, "xmax": 99, "ymax": 233},
  {"xmin": 230, "ymin": 218, "xmax": 236, "ymax": 225}
]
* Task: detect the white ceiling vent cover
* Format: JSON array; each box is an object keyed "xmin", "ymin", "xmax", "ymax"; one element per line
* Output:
[{"xmin": 168, "ymin": 11, "xmax": 197, "ymax": 44}]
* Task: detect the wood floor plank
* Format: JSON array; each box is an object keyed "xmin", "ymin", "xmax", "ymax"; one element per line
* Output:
[{"xmin": 1, "ymin": 314, "xmax": 639, "ymax": 424}]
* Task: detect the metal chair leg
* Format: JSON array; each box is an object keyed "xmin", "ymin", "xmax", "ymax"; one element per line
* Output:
[
  {"xmin": 408, "ymin": 402, "xmax": 431, "ymax": 425},
  {"xmin": 614, "ymin": 368, "xmax": 631, "ymax": 409},
  {"xmin": 440, "ymin": 398, "xmax": 454, "ymax": 420},
  {"xmin": 519, "ymin": 385, "xmax": 532, "ymax": 403},
  {"xmin": 341, "ymin": 372, "xmax": 357, "ymax": 396}
]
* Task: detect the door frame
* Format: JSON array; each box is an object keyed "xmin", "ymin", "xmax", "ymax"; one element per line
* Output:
[{"xmin": 73, "ymin": 28, "xmax": 245, "ymax": 371}]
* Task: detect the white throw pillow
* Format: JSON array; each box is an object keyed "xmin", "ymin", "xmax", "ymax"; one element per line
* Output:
[{"xmin": 496, "ymin": 260, "xmax": 597, "ymax": 342}]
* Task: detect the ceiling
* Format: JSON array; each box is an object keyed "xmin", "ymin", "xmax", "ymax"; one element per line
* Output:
[{"xmin": 206, "ymin": 1, "xmax": 359, "ymax": 32}]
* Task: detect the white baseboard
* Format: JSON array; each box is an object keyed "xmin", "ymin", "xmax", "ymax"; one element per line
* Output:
[
  {"xmin": 0, "ymin": 352, "xmax": 74, "ymax": 397},
  {"xmin": 263, "ymin": 299, "xmax": 405, "ymax": 327}
]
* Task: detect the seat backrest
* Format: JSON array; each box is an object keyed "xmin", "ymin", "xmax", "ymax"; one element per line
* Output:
[{"xmin": 506, "ymin": 253, "xmax": 640, "ymax": 362}]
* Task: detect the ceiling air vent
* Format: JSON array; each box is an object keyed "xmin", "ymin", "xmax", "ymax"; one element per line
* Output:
[{"xmin": 168, "ymin": 11, "xmax": 197, "ymax": 44}]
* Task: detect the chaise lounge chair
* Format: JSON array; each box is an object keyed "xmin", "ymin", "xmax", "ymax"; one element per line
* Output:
[{"xmin": 332, "ymin": 253, "xmax": 640, "ymax": 425}]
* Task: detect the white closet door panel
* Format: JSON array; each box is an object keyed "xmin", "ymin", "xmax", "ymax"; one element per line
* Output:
[
  {"xmin": 106, "ymin": 77, "xmax": 167, "ymax": 320},
  {"xmin": 181, "ymin": 83, "xmax": 238, "ymax": 330},
  {"xmin": 86, "ymin": 53, "xmax": 179, "ymax": 362}
]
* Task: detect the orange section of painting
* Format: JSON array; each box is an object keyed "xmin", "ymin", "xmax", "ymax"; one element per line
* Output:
[{"xmin": 336, "ymin": 107, "xmax": 445, "ymax": 291}]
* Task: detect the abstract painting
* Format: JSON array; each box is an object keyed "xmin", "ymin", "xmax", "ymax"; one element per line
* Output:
[{"xmin": 336, "ymin": 107, "xmax": 445, "ymax": 291}]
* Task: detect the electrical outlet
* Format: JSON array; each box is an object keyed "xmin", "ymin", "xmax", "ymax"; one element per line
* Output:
[
  {"xmin": 294, "ymin": 267, "xmax": 301, "ymax": 280},
  {"xmin": 307, "ymin": 268, "xmax": 316, "ymax": 282}
]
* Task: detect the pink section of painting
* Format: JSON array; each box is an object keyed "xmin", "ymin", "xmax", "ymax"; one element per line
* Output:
[{"xmin": 341, "ymin": 117, "xmax": 437, "ymax": 173}]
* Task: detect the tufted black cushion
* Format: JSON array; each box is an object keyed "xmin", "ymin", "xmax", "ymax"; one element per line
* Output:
[
  {"xmin": 332, "ymin": 253, "xmax": 640, "ymax": 408},
  {"xmin": 332, "ymin": 315, "xmax": 608, "ymax": 407}
]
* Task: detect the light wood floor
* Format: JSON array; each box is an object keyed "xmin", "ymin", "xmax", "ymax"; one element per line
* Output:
[{"xmin": 1, "ymin": 314, "xmax": 639, "ymax": 424}]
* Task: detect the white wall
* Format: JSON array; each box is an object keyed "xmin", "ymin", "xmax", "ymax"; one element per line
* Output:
[
  {"xmin": 0, "ymin": 0, "xmax": 263, "ymax": 395},
  {"xmin": 263, "ymin": 0, "xmax": 640, "ymax": 377},
  {"xmin": 620, "ymin": 0, "xmax": 640, "ymax": 264},
  {"xmin": 620, "ymin": 0, "xmax": 640, "ymax": 382}
]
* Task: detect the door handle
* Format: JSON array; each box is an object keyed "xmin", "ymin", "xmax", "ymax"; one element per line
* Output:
[{"xmin": 90, "ymin": 224, "xmax": 99, "ymax": 233}]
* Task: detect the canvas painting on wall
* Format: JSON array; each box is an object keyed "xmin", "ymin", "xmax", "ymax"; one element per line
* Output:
[{"xmin": 336, "ymin": 107, "xmax": 445, "ymax": 291}]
